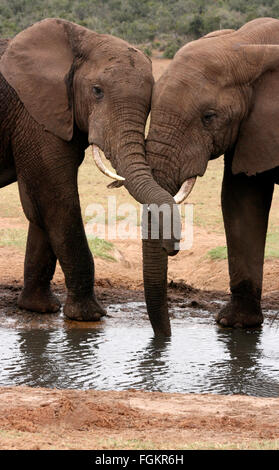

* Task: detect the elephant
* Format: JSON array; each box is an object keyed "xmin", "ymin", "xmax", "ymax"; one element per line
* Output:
[
  {"xmin": 0, "ymin": 18, "xmax": 180, "ymax": 322},
  {"xmin": 144, "ymin": 17, "xmax": 279, "ymax": 335}
]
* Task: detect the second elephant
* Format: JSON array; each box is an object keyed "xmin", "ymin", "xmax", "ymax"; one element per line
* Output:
[{"xmin": 145, "ymin": 17, "xmax": 279, "ymax": 335}]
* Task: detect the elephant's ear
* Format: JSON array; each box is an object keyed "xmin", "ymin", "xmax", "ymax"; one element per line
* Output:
[
  {"xmin": 232, "ymin": 44, "xmax": 279, "ymax": 175},
  {"xmin": 0, "ymin": 18, "xmax": 76, "ymax": 141}
]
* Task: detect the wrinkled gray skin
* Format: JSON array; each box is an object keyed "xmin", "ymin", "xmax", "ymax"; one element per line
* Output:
[
  {"xmin": 145, "ymin": 17, "xmax": 279, "ymax": 335},
  {"xmin": 0, "ymin": 18, "xmax": 180, "ymax": 322}
]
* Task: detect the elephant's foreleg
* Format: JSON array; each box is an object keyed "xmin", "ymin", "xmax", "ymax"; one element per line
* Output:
[
  {"xmin": 216, "ymin": 156, "xmax": 274, "ymax": 327},
  {"xmin": 17, "ymin": 222, "xmax": 61, "ymax": 312},
  {"xmin": 47, "ymin": 204, "xmax": 106, "ymax": 321},
  {"xmin": 17, "ymin": 168, "xmax": 105, "ymax": 322}
]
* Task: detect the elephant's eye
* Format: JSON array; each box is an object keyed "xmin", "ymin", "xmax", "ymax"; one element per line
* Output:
[
  {"xmin": 93, "ymin": 85, "xmax": 104, "ymax": 99},
  {"xmin": 202, "ymin": 111, "xmax": 216, "ymax": 126}
]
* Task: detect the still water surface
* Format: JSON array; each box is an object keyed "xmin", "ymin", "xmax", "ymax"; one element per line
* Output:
[{"xmin": 0, "ymin": 302, "xmax": 278, "ymax": 396}]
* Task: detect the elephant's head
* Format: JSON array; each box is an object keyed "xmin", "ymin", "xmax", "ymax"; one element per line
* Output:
[
  {"xmin": 144, "ymin": 17, "xmax": 279, "ymax": 335},
  {"xmin": 0, "ymin": 18, "xmax": 181, "ymax": 255}
]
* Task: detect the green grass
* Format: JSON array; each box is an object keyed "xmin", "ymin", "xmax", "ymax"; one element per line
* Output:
[
  {"xmin": 184, "ymin": 440, "xmax": 279, "ymax": 450},
  {"xmin": 0, "ymin": 228, "xmax": 27, "ymax": 250},
  {"xmin": 96, "ymin": 437, "xmax": 279, "ymax": 450},
  {"xmin": 265, "ymin": 232, "xmax": 279, "ymax": 258},
  {"xmin": 207, "ymin": 245, "xmax": 227, "ymax": 260},
  {"xmin": 87, "ymin": 237, "xmax": 116, "ymax": 262},
  {"xmin": 0, "ymin": 225, "xmax": 116, "ymax": 262},
  {"xmin": 0, "ymin": 428, "xmax": 278, "ymax": 450},
  {"xmin": 0, "ymin": 182, "xmax": 25, "ymax": 220},
  {"xmin": 208, "ymin": 232, "xmax": 279, "ymax": 261}
]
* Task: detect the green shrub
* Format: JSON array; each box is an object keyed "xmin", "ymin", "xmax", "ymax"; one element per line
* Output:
[
  {"xmin": 163, "ymin": 40, "xmax": 181, "ymax": 59},
  {"xmin": 142, "ymin": 46, "xmax": 152, "ymax": 57},
  {"xmin": 0, "ymin": 1, "xmax": 275, "ymax": 56}
]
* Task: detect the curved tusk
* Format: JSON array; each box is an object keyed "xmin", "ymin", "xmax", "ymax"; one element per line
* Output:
[
  {"xmin": 92, "ymin": 145, "xmax": 125, "ymax": 181},
  {"xmin": 174, "ymin": 177, "xmax": 197, "ymax": 204}
]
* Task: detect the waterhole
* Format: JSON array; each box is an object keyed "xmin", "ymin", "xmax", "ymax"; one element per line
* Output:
[{"xmin": 0, "ymin": 301, "xmax": 278, "ymax": 397}]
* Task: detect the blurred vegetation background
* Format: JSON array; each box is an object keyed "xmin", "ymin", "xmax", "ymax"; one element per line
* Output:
[{"xmin": 0, "ymin": 0, "xmax": 278, "ymax": 58}]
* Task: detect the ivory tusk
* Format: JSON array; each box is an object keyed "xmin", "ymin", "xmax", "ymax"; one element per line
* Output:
[
  {"xmin": 174, "ymin": 177, "xmax": 197, "ymax": 204},
  {"xmin": 92, "ymin": 145, "xmax": 125, "ymax": 181}
]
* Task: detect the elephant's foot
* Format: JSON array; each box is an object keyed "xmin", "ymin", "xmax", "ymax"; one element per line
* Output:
[
  {"xmin": 215, "ymin": 295, "xmax": 263, "ymax": 328},
  {"xmin": 63, "ymin": 296, "xmax": 106, "ymax": 321},
  {"xmin": 18, "ymin": 287, "xmax": 61, "ymax": 313}
]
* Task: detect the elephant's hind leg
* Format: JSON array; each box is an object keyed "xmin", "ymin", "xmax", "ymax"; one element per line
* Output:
[
  {"xmin": 17, "ymin": 222, "xmax": 61, "ymax": 313},
  {"xmin": 216, "ymin": 156, "xmax": 274, "ymax": 328}
]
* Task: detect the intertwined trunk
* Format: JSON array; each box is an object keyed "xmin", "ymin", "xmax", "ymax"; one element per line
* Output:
[
  {"xmin": 142, "ymin": 229, "xmax": 170, "ymax": 336},
  {"xmin": 108, "ymin": 104, "xmax": 181, "ymax": 257},
  {"xmin": 143, "ymin": 116, "xmax": 184, "ymax": 336},
  {"xmin": 103, "ymin": 103, "xmax": 181, "ymax": 335}
]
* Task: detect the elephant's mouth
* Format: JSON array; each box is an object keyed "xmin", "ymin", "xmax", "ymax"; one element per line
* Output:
[{"xmin": 92, "ymin": 145, "xmax": 125, "ymax": 183}]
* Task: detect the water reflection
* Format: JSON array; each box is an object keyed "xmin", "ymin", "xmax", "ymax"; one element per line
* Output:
[
  {"xmin": 0, "ymin": 312, "xmax": 278, "ymax": 396},
  {"xmin": 1, "ymin": 328, "xmax": 104, "ymax": 389},
  {"xmin": 129, "ymin": 336, "xmax": 171, "ymax": 390},
  {"xmin": 214, "ymin": 327, "xmax": 279, "ymax": 396}
]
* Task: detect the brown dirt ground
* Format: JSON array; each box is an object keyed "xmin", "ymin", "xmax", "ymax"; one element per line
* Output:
[
  {"xmin": 1, "ymin": 386, "xmax": 279, "ymax": 450},
  {"xmin": 0, "ymin": 58, "xmax": 279, "ymax": 450}
]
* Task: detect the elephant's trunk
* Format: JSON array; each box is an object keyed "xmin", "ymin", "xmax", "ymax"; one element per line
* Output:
[
  {"xmin": 90, "ymin": 105, "xmax": 182, "ymax": 335},
  {"xmin": 116, "ymin": 134, "xmax": 177, "ymax": 333},
  {"xmin": 142, "ymin": 228, "xmax": 170, "ymax": 336},
  {"xmin": 119, "ymin": 144, "xmax": 181, "ymax": 257},
  {"xmin": 141, "ymin": 176, "xmax": 196, "ymax": 336},
  {"xmin": 90, "ymin": 101, "xmax": 182, "ymax": 256},
  {"xmin": 113, "ymin": 117, "xmax": 183, "ymax": 335},
  {"xmin": 98, "ymin": 111, "xmax": 182, "ymax": 255},
  {"xmin": 141, "ymin": 112, "xmax": 200, "ymax": 335}
]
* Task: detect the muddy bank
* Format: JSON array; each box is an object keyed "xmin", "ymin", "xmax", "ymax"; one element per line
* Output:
[
  {"xmin": 0, "ymin": 386, "xmax": 278, "ymax": 450},
  {"xmin": 0, "ymin": 277, "xmax": 278, "ymax": 325}
]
